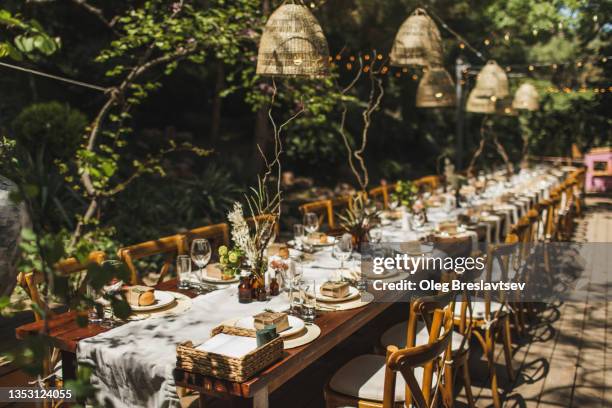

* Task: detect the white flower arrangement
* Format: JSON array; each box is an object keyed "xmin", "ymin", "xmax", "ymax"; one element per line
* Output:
[{"xmin": 227, "ymin": 201, "xmax": 277, "ymax": 277}]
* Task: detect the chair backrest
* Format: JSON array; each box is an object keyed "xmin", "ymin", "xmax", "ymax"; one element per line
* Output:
[
  {"xmin": 184, "ymin": 222, "xmax": 230, "ymax": 261},
  {"xmin": 369, "ymin": 184, "xmax": 391, "ymax": 209},
  {"xmin": 299, "ymin": 199, "xmax": 335, "ymax": 231},
  {"xmin": 246, "ymin": 214, "xmax": 280, "ymax": 240},
  {"xmin": 16, "ymin": 251, "xmax": 106, "ymax": 321},
  {"xmin": 414, "ymin": 175, "xmax": 441, "ymax": 193},
  {"xmin": 431, "ymin": 234, "xmax": 473, "ymax": 258},
  {"xmin": 118, "ymin": 235, "xmax": 186, "ymax": 285},
  {"xmin": 385, "ymin": 306, "xmax": 454, "ymax": 408},
  {"xmin": 483, "ymin": 234, "xmax": 520, "ymax": 314}
]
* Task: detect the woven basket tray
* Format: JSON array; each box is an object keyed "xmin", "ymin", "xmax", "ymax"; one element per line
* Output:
[{"xmin": 176, "ymin": 325, "xmax": 284, "ymax": 382}]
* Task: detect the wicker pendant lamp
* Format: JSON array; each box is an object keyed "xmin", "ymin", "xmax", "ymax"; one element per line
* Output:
[
  {"xmin": 390, "ymin": 8, "xmax": 444, "ymax": 67},
  {"xmin": 256, "ymin": 2, "xmax": 330, "ymax": 78},
  {"xmin": 466, "ymin": 60, "xmax": 510, "ymax": 113},
  {"xmin": 416, "ymin": 67, "xmax": 456, "ymax": 108},
  {"xmin": 513, "ymin": 83, "xmax": 540, "ymax": 111}
]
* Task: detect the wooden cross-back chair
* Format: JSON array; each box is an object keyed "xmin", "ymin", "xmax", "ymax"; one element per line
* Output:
[
  {"xmin": 414, "ymin": 175, "xmax": 441, "ymax": 194},
  {"xmin": 16, "ymin": 251, "xmax": 106, "ymax": 321},
  {"xmin": 369, "ymin": 183, "xmax": 394, "ymax": 210},
  {"xmin": 454, "ymin": 234, "xmax": 519, "ymax": 408},
  {"xmin": 324, "ymin": 300, "xmax": 455, "ymax": 408},
  {"xmin": 246, "ymin": 214, "xmax": 280, "ymax": 241},
  {"xmin": 299, "ymin": 199, "xmax": 335, "ymax": 231},
  {"xmin": 184, "ymin": 222, "xmax": 230, "ymax": 259},
  {"xmin": 15, "ymin": 251, "xmax": 106, "ymax": 392},
  {"xmin": 379, "ymin": 290, "xmax": 475, "ymax": 408},
  {"xmin": 118, "ymin": 234, "xmax": 186, "ymax": 285},
  {"xmin": 430, "ymin": 233, "xmax": 474, "ymax": 259}
]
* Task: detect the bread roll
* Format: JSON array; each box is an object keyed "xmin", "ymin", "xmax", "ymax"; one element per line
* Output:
[{"xmin": 124, "ymin": 285, "xmax": 156, "ymax": 306}]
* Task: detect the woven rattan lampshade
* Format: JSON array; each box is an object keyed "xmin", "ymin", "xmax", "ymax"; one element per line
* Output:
[
  {"xmin": 256, "ymin": 4, "xmax": 330, "ymax": 78},
  {"xmin": 466, "ymin": 60, "xmax": 510, "ymax": 113},
  {"xmin": 390, "ymin": 8, "xmax": 444, "ymax": 67},
  {"xmin": 513, "ymin": 83, "xmax": 540, "ymax": 111},
  {"xmin": 416, "ymin": 67, "xmax": 456, "ymax": 108}
]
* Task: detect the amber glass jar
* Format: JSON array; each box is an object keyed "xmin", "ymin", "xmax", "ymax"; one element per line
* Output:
[{"xmin": 238, "ymin": 271, "xmax": 252, "ymax": 304}]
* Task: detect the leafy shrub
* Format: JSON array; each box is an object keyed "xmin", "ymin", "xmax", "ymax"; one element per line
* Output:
[
  {"xmin": 108, "ymin": 164, "xmax": 242, "ymax": 244},
  {"xmin": 12, "ymin": 101, "xmax": 87, "ymax": 161}
]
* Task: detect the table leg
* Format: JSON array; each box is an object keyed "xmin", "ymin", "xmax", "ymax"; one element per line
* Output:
[
  {"xmin": 252, "ymin": 387, "xmax": 269, "ymax": 408},
  {"xmin": 61, "ymin": 351, "xmax": 77, "ymax": 381}
]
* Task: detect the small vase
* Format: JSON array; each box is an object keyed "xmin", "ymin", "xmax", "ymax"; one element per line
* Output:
[{"xmin": 351, "ymin": 231, "xmax": 369, "ymax": 253}]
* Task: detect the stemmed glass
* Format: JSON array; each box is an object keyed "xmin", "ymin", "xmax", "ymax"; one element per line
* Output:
[
  {"xmin": 176, "ymin": 255, "xmax": 192, "ymax": 290},
  {"xmin": 332, "ymin": 234, "xmax": 353, "ymax": 281},
  {"xmin": 190, "ymin": 238, "xmax": 212, "ymax": 282},
  {"xmin": 303, "ymin": 212, "xmax": 319, "ymax": 235}
]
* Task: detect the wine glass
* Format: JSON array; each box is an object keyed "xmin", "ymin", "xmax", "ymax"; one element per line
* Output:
[
  {"xmin": 190, "ymin": 239, "xmax": 212, "ymax": 281},
  {"xmin": 176, "ymin": 255, "xmax": 192, "ymax": 290},
  {"xmin": 303, "ymin": 212, "xmax": 319, "ymax": 235},
  {"xmin": 332, "ymin": 234, "xmax": 353, "ymax": 279},
  {"xmin": 293, "ymin": 224, "xmax": 306, "ymax": 250}
]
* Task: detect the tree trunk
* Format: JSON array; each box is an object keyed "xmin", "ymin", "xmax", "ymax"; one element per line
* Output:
[
  {"xmin": 250, "ymin": 0, "xmax": 273, "ymax": 176},
  {"xmin": 210, "ymin": 62, "xmax": 224, "ymax": 143}
]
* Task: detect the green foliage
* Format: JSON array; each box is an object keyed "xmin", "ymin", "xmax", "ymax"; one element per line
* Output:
[
  {"xmin": 109, "ymin": 164, "xmax": 242, "ymax": 243},
  {"xmin": 12, "ymin": 102, "xmax": 87, "ymax": 161},
  {"xmin": 390, "ymin": 180, "xmax": 419, "ymax": 209},
  {"xmin": 0, "ymin": 9, "xmax": 59, "ymax": 60},
  {"xmin": 218, "ymin": 245, "xmax": 244, "ymax": 277}
]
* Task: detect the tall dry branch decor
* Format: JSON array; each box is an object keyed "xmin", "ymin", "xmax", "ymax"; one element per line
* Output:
[{"xmin": 337, "ymin": 51, "xmax": 385, "ymax": 193}]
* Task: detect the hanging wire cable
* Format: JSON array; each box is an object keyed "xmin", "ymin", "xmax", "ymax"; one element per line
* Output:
[
  {"xmin": 0, "ymin": 61, "xmax": 108, "ymax": 92},
  {"xmin": 421, "ymin": 4, "xmax": 487, "ymax": 62}
]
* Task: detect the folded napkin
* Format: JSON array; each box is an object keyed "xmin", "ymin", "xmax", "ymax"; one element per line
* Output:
[{"xmin": 196, "ymin": 333, "xmax": 257, "ymax": 358}]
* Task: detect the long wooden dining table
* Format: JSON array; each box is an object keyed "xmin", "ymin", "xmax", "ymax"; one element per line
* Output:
[
  {"xmin": 15, "ymin": 278, "xmax": 403, "ymax": 407},
  {"xmin": 14, "ymin": 168, "xmax": 563, "ymax": 407}
]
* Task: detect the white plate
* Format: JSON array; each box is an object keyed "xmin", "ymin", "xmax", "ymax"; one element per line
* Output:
[
  {"xmin": 304, "ymin": 235, "xmax": 336, "ymax": 247},
  {"xmin": 233, "ymin": 315, "xmax": 305, "ymax": 338},
  {"xmin": 200, "ymin": 273, "xmax": 239, "ymax": 284},
  {"xmin": 315, "ymin": 285, "xmax": 360, "ymax": 303},
  {"xmin": 131, "ymin": 291, "xmax": 176, "ymax": 312}
]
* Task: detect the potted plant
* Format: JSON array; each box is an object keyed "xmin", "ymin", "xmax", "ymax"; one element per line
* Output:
[{"xmin": 337, "ymin": 195, "xmax": 380, "ymax": 252}]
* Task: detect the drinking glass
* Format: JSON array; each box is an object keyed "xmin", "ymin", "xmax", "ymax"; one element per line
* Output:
[
  {"xmin": 303, "ymin": 212, "xmax": 319, "ymax": 235},
  {"xmin": 300, "ymin": 280, "xmax": 317, "ymax": 323},
  {"xmin": 176, "ymin": 255, "xmax": 192, "ymax": 289},
  {"xmin": 191, "ymin": 238, "xmax": 212, "ymax": 280},
  {"xmin": 369, "ymin": 228, "xmax": 383, "ymax": 244},
  {"xmin": 332, "ymin": 234, "xmax": 353, "ymax": 276},
  {"xmin": 411, "ymin": 211, "xmax": 426, "ymax": 230},
  {"xmin": 288, "ymin": 263, "xmax": 304, "ymax": 315},
  {"xmin": 100, "ymin": 260, "xmax": 123, "ymax": 328},
  {"xmin": 87, "ymin": 285, "xmax": 103, "ymax": 325},
  {"xmin": 293, "ymin": 224, "xmax": 306, "ymax": 250}
]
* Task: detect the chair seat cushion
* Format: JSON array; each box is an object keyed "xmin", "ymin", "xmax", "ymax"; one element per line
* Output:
[
  {"xmin": 329, "ymin": 354, "xmax": 437, "ymax": 402},
  {"xmin": 454, "ymin": 300, "xmax": 504, "ymax": 320},
  {"xmin": 380, "ymin": 321, "xmax": 466, "ymax": 351}
]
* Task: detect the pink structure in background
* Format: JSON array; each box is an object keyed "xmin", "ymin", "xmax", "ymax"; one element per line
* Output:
[{"xmin": 585, "ymin": 147, "xmax": 612, "ymax": 192}]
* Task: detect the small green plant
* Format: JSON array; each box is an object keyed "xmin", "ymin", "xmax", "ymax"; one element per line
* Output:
[
  {"xmin": 337, "ymin": 195, "xmax": 380, "ymax": 249},
  {"xmin": 390, "ymin": 180, "xmax": 419, "ymax": 209},
  {"xmin": 218, "ymin": 245, "xmax": 244, "ymax": 277}
]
